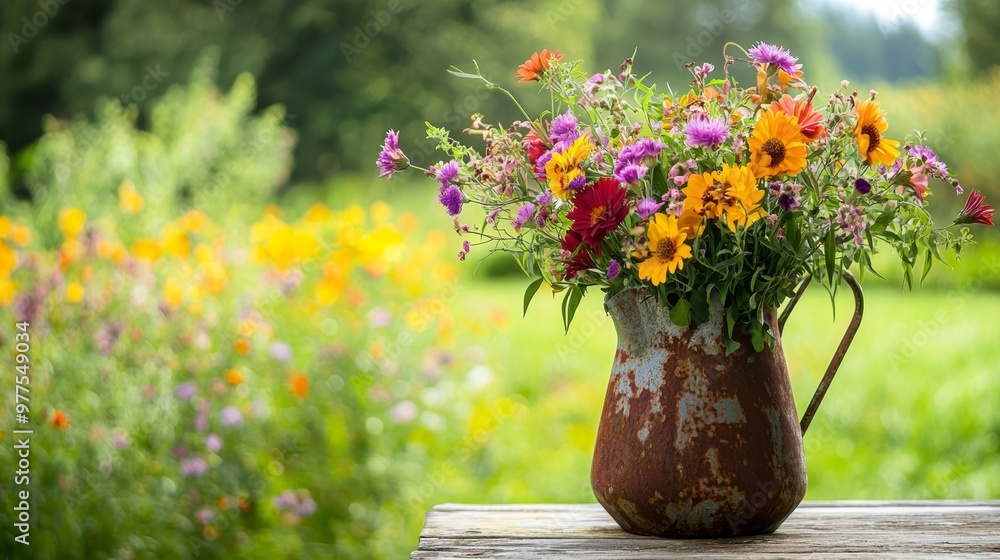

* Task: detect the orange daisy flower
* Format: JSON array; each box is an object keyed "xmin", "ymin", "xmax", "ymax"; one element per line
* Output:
[
  {"xmin": 855, "ymin": 99, "xmax": 900, "ymax": 167},
  {"xmin": 770, "ymin": 94, "xmax": 826, "ymax": 141},
  {"xmin": 515, "ymin": 50, "xmax": 563, "ymax": 83},
  {"xmin": 53, "ymin": 410, "xmax": 69, "ymax": 429}
]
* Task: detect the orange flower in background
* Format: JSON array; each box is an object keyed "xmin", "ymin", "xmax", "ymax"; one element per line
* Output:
[
  {"xmin": 515, "ymin": 49, "xmax": 564, "ymax": 83},
  {"xmin": 8, "ymin": 224, "xmax": 31, "ymax": 246},
  {"xmin": 234, "ymin": 339, "xmax": 251, "ymax": 355},
  {"xmin": 225, "ymin": 369, "xmax": 244, "ymax": 385},
  {"xmin": 289, "ymin": 372, "xmax": 309, "ymax": 398},
  {"xmin": 53, "ymin": 411, "xmax": 69, "ymax": 429}
]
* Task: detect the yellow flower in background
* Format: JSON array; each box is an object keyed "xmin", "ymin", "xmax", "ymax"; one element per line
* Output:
[
  {"xmin": 342, "ymin": 204, "xmax": 365, "ymax": 225},
  {"xmin": 0, "ymin": 217, "xmax": 10, "ymax": 238},
  {"xmin": 0, "ymin": 278, "xmax": 15, "ymax": 306},
  {"xmin": 162, "ymin": 224, "xmax": 192, "ymax": 258},
  {"xmin": 201, "ymin": 261, "xmax": 228, "ymax": 294},
  {"xmin": 251, "ymin": 214, "xmax": 321, "ymax": 269},
  {"xmin": 370, "ymin": 201, "xmax": 392, "ymax": 223},
  {"xmin": 316, "ymin": 258, "xmax": 347, "ymax": 305},
  {"xmin": 177, "ymin": 210, "xmax": 209, "ymax": 234},
  {"xmin": 748, "ymin": 108, "xmax": 807, "ymax": 178},
  {"xmin": 0, "ymin": 242, "xmax": 15, "ymax": 277},
  {"xmin": 66, "ymin": 281, "xmax": 85, "ymax": 303},
  {"xmin": 234, "ymin": 339, "xmax": 251, "ymax": 355},
  {"xmin": 58, "ymin": 208, "xmax": 86, "ymax": 239},
  {"xmin": 399, "ymin": 212, "xmax": 419, "ymax": 232},
  {"xmin": 855, "ymin": 99, "xmax": 901, "ymax": 167},
  {"xmin": 132, "ymin": 239, "xmax": 162, "ymax": 261},
  {"xmin": 162, "ymin": 278, "xmax": 185, "ymax": 309},
  {"xmin": 636, "ymin": 213, "xmax": 693, "ymax": 287},
  {"xmin": 303, "ymin": 202, "xmax": 331, "ymax": 223},
  {"xmin": 545, "ymin": 136, "xmax": 592, "ymax": 200},
  {"xmin": 118, "ymin": 180, "xmax": 144, "ymax": 214}
]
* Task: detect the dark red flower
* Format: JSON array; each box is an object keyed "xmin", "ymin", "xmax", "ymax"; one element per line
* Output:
[
  {"xmin": 566, "ymin": 178, "xmax": 629, "ymax": 249},
  {"xmin": 524, "ymin": 128, "xmax": 549, "ymax": 166},
  {"xmin": 561, "ymin": 229, "xmax": 595, "ymax": 279},
  {"xmin": 955, "ymin": 190, "xmax": 995, "ymax": 226}
]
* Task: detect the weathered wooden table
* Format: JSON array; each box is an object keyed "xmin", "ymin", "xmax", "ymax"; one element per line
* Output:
[{"xmin": 412, "ymin": 501, "xmax": 1000, "ymax": 558}]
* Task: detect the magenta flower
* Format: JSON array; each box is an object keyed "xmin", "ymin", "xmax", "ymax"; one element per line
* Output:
[
  {"xmin": 684, "ymin": 116, "xmax": 729, "ymax": 148},
  {"xmin": 434, "ymin": 160, "xmax": 460, "ymax": 183},
  {"xmin": 747, "ymin": 42, "xmax": 799, "ymax": 75},
  {"xmin": 180, "ymin": 457, "xmax": 208, "ymax": 477},
  {"xmin": 615, "ymin": 164, "xmax": 648, "ymax": 185},
  {"xmin": 512, "ymin": 202, "xmax": 536, "ymax": 232},
  {"xmin": 206, "ymin": 434, "xmax": 222, "ymax": 452},
  {"xmin": 606, "ymin": 260, "xmax": 621, "ymax": 279},
  {"xmin": 175, "ymin": 382, "xmax": 197, "ymax": 401},
  {"xmin": 376, "ymin": 130, "xmax": 409, "ymax": 179},
  {"xmin": 955, "ymin": 191, "xmax": 995, "ymax": 226},
  {"xmin": 438, "ymin": 183, "xmax": 463, "ymax": 216},
  {"xmin": 549, "ymin": 110, "xmax": 580, "ymax": 149}
]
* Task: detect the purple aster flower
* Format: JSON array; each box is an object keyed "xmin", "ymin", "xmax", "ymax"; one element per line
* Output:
[
  {"xmin": 549, "ymin": 111, "xmax": 580, "ymax": 148},
  {"xmin": 175, "ymin": 382, "xmax": 197, "ymax": 401},
  {"xmin": 747, "ymin": 42, "xmax": 799, "ymax": 75},
  {"xmin": 376, "ymin": 130, "xmax": 409, "ymax": 179},
  {"xmin": 908, "ymin": 145, "xmax": 949, "ymax": 178},
  {"xmin": 684, "ymin": 116, "xmax": 729, "ymax": 148},
  {"xmin": 206, "ymin": 434, "xmax": 222, "ymax": 452},
  {"xmin": 636, "ymin": 197, "xmax": 663, "ymax": 220},
  {"xmin": 270, "ymin": 341, "xmax": 292, "ymax": 362},
  {"xmin": 606, "ymin": 260, "xmax": 621, "ymax": 279},
  {"xmin": 220, "ymin": 406, "xmax": 244, "ymax": 427},
  {"xmin": 568, "ymin": 174, "xmax": 587, "ymax": 191},
  {"xmin": 619, "ymin": 138, "xmax": 666, "ymax": 162},
  {"xmin": 535, "ymin": 190, "xmax": 553, "ymax": 205},
  {"xmin": 434, "ymin": 160, "xmax": 460, "ymax": 183},
  {"xmin": 512, "ymin": 202, "xmax": 536, "ymax": 232},
  {"xmin": 180, "ymin": 456, "xmax": 208, "ymax": 477},
  {"xmin": 615, "ymin": 164, "xmax": 648, "ymax": 185},
  {"xmin": 438, "ymin": 183, "xmax": 463, "ymax": 216},
  {"xmin": 854, "ymin": 178, "xmax": 872, "ymax": 194},
  {"xmin": 535, "ymin": 151, "xmax": 553, "ymax": 179}
]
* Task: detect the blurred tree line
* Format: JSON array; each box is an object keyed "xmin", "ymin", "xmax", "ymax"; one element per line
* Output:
[{"xmin": 0, "ymin": 0, "xmax": 992, "ymax": 184}]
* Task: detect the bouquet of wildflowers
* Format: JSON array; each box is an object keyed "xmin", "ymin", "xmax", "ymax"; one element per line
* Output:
[{"xmin": 378, "ymin": 43, "xmax": 994, "ymax": 351}]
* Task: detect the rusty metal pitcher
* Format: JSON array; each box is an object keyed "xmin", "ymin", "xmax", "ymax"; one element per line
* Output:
[{"xmin": 591, "ymin": 274, "xmax": 863, "ymax": 537}]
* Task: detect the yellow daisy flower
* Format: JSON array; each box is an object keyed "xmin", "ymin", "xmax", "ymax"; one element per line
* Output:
[
  {"xmin": 636, "ymin": 213, "xmax": 693, "ymax": 286},
  {"xmin": 545, "ymin": 136, "xmax": 592, "ymax": 200},
  {"xmin": 749, "ymin": 109, "xmax": 807, "ymax": 178},
  {"xmin": 855, "ymin": 99, "xmax": 900, "ymax": 167},
  {"xmin": 681, "ymin": 164, "xmax": 765, "ymax": 232}
]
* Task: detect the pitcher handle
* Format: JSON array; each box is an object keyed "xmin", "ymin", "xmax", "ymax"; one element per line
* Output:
[{"xmin": 778, "ymin": 271, "xmax": 864, "ymax": 436}]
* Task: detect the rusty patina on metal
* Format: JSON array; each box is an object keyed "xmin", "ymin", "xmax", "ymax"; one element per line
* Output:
[{"xmin": 591, "ymin": 275, "xmax": 863, "ymax": 538}]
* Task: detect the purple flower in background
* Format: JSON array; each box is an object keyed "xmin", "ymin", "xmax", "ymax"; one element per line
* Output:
[
  {"xmin": 693, "ymin": 63, "xmax": 714, "ymax": 76},
  {"xmin": 854, "ymin": 178, "xmax": 872, "ymax": 194},
  {"xmin": 220, "ymin": 406, "xmax": 244, "ymax": 427},
  {"xmin": 512, "ymin": 202, "xmax": 536, "ymax": 232},
  {"xmin": 274, "ymin": 489, "xmax": 318, "ymax": 518},
  {"xmin": 195, "ymin": 507, "xmax": 214, "ymax": 524},
  {"xmin": 270, "ymin": 341, "xmax": 292, "ymax": 362},
  {"xmin": 434, "ymin": 160, "xmax": 460, "ymax": 183},
  {"xmin": 778, "ymin": 193, "xmax": 800, "ymax": 211},
  {"xmin": 549, "ymin": 111, "xmax": 580, "ymax": 148},
  {"xmin": 95, "ymin": 322, "xmax": 123, "ymax": 356},
  {"xmin": 111, "ymin": 430, "xmax": 129, "ymax": 450},
  {"xmin": 175, "ymin": 382, "xmax": 197, "ymax": 401},
  {"xmin": 615, "ymin": 164, "xmax": 648, "ymax": 185},
  {"xmin": 180, "ymin": 457, "xmax": 208, "ymax": 477},
  {"xmin": 636, "ymin": 197, "xmax": 663, "ymax": 220},
  {"xmin": 685, "ymin": 116, "xmax": 729, "ymax": 148},
  {"xmin": 747, "ymin": 42, "xmax": 799, "ymax": 75},
  {"xmin": 606, "ymin": 260, "xmax": 621, "ymax": 279},
  {"xmin": 206, "ymin": 434, "xmax": 222, "ymax": 452},
  {"xmin": 296, "ymin": 496, "xmax": 318, "ymax": 517},
  {"xmin": 376, "ymin": 130, "xmax": 409, "ymax": 179},
  {"xmin": 438, "ymin": 183, "xmax": 463, "ymax": 216}
]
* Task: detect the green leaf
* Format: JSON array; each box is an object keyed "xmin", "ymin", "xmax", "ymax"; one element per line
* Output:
[
  {"xmin": 651, "ymin": 164, "xmax": 669, "ymax": 193},
  {"xmin": 825, "ymin": 227, "xmax": 837, "ymax": 285},
  {"xmin": 562, "ymin": 286, "xmax": 585, "ymax": 333},
  {"xmin": 706, "ymin": 78, "xmax": 728, "ymax": 86},
  {"xmin": 749, "ymin": 320, "xmax": 764, "ymax": 352},
  {"xmin": 690, "ymin": 290, "xmax": 710, "ymax": 325},
  {"xmin": 523, "ymin": 277, "xmax": 545, "ymax": 317},
  {"xmin": 669, "ymin": 298, "xmax": 692, "ymax": 327},
  {"xmin": 726, "ymin": 305, "xmax": 737, "ymax": 338},
  {"xmin": 920, "ymin": 249, "xmax": 933, "ymax": 286}
]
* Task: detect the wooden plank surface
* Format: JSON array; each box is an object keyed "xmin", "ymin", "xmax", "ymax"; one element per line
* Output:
[{"xmin": 412, "ymin": 501, "xmax": 1000, "ymax": 559}]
